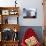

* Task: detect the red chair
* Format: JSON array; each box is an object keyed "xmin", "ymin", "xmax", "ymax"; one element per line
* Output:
[{"xmin": 21, "ymin": 28, "xmax": 41, "ymax": 46}]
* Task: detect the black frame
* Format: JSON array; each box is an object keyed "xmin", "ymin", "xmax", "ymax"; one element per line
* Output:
[{"xmin": 23, "ymin": 8, "xmax": 37, "ymax": 18}]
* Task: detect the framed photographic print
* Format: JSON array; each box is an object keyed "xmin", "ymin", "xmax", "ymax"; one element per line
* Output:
[
  {"xmin": 2, "ymin": 10, "xmax": 9, "ymax": 15},
  {"xmin": 9, "ymin": 9, "xmax": 18, "ymax": 15},
  {"xmin": 23, "ymin": 8, "xmax": 37, "ymax": 18}
]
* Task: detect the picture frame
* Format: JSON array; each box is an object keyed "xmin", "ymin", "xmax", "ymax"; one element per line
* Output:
[
  {"xmin": 2, "ymin": 10, "xmax": 9, "ymax": 15},
  {"xmin": 23, "ymin": 8, "xmax": 37, "ymax": 18},
  {"xmin": 9, "ymin": 10, "xmax": 18, "ymax": 15}
]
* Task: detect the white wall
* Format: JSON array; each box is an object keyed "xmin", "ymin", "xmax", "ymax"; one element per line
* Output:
[
  {"xmin": 17, "ymin": 0, "xmax": 44, "ymax": 26},
  {"xmin": 0, "ymin": 0, "xmax": 15, "ymax": 7},
  {"xmin": 0, "ymin": 0, "xmax": 44, "ymax": 26}
]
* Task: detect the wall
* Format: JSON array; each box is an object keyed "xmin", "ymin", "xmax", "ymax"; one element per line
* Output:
[
  {"xmin": 0, "ymin": 0, "xmax": 44, "ymax": 26},
  {"xmin": 0, "ymin": 0, "xmax": 15, "ymax": 7}
]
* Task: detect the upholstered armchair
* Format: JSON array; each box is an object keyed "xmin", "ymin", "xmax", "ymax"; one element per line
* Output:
[{"xmin": 21, "ymin": 28, "xmax": 41, "ymax": 46}]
